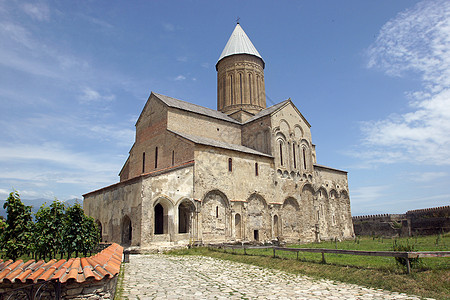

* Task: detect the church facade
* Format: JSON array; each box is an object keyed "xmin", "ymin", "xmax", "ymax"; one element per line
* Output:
[{"xmin": 83, "ymin": 24, "xmax": 354, "ymax": 250}]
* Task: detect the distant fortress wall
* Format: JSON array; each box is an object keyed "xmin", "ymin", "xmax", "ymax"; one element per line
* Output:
[{"xmin": 352, "ymin": 206, "xmax": 450, "ymax": 237}]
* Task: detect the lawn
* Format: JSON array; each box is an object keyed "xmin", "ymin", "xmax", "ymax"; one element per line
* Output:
[{"xmin": 168, "ymin": 234, "xmax": 450, "ymax": 300}]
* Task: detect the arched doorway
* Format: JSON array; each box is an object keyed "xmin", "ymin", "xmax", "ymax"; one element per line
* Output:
[
  {"xmin": 201, "ymin": 190, "xmax": 230, "ymax": 242},
  {"xmin": 247, "ymin": 194, "xmax": 269, "ymax": 241},
  {"xmin": 273, "ymin": 215, "xmax": 279, "ymax": 238},
  {"xmin": 178, "ymin": 200, "xmax": 195, "ymax": 234},
  {"xmin": 235, "ymin": 214, "xmax": 242, "ymax": 240},
  {"xmin": 154, "ymin": 203, "xmax": 164, "ymax": 234},
  {"xmin": 121, "ymin": 216, "xmax": 132, "ymax": 245},
  {"xmin": 281, "ymin": 197, "xmax": 300, "ymax": 241}
]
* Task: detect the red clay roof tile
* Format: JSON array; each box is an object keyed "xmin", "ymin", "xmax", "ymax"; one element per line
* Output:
[
  {"xmin": 0, "ymin": 260, "xmax": 13, "ymax": 270},
  {"xmin": 4, "ymin": 268, "xmax": 23, "ymax": 283},
  {"xmin": 26, "ymin": 267, "xmax": 45, "ymax": 283},
  {"xmin": 15, "ymin": 269, "xmax": 32, "ymax": 283},
  {"xmin": 0, "ymin": 243, "xmax": 122, "ymax": 285}
]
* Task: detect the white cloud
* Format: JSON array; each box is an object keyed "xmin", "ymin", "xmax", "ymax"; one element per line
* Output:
[
  {"xmin": 174, "ymin": 75, "xmax": 186, "ymax": 81},
  {"xmin": 21, "ymin": 3, "xmax": 50, "ymax": 22},
  {"xmin": 351, "ymin": 185, "xmax": 389, "ymax": 204},
  {"xmin": 163, "ymin": 22, "xmax": 175, "ymax": 32},
  {"xmin": 408, "ymin": 171, "xmax": 448, "ymax": 182},
  {"xmin": 0, "ymin": 143, "xmax": 119, "ymax": 172},
  {"xmin": 79, "ymin": 87, "xmax": 116, "ymax": 104},
  {"xmin": 363, "ymin": 0, "xmax": 450, "ymax": 166}
]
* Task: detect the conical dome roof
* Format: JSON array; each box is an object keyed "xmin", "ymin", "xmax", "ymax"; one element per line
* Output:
[{"xmin": 217, "ymin": 23, "xmax": 264, "ymax": 66}]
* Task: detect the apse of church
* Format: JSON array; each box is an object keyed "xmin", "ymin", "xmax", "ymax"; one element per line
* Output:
[{"xmin": 83, "ymin": 23, "xmax": 354, "ymax": 250}]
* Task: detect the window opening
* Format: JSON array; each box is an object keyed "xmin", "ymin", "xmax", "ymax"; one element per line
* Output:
[
  {"xmin": 142, "ymin": 152, "xmax": 145, "ymax": 173},
  {"xmin": 257, "ymin": 75, "xmax": 260, "ymax": 103},
  {"xmin": 249, "ymin": 73, "xmax": 252, "ymax": 103},
  {"xmin": 155, "ymin": 147, "xmax": 158, "ymax": 169},
  {"xmin": 223, "ymin": 77, "xmax": 226, "ymax": 106},
  {"xmin": 230, "ymin": 75, "xmax": 234, "ymax": 104},
  {"xmin": 293, "ymin": 144, "xmax": 296, "ymax": 169},
  {"xmin": 228, "ymin": 158, "xmax": 232, "ymax": 172},
  {"xmin": 216, "ymin": 206, "xmax": 219, "ymax": 218},
  {"xmin": 255, "ymin": 162, "xmax": 259, "ymax": 176},
  {"xmin": 303, "ymin": 148, "xmax": 307, "ymax": 170},
  {"xmin": 171, "ymin": 150, "xmax": 175, "ymax": 166},
  {"xmin": 240, "ymin": 73, "xmax": 243, "ymax": 104},
  {"xmin": 279, "ymin": 142, "xmax": 283, "ymax": 166}
]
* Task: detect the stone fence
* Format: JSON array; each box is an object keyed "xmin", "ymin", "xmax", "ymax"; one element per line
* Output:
[{"xmin": 352, "ymin": 206, "xmax": 449, "ymax": 237}]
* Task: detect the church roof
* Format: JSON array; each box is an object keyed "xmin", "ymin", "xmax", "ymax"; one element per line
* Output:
[
  {"xmin": 169, "ymin": 130, "xmax": 272, "ymax": 158},
  {"xmin": 244, "ymin": 99, "xmax": 312, "ymax": 128},
  {"xmin": 243, "ymin": 100, "xmax": 290, "ymax": 124},
  {"xmin": 152, "ymin": 92, "xmax": 241, "ymax": 124},
  {"xmin": 217, "ymin": 23, "xmax": 264, "ymax": 65}
]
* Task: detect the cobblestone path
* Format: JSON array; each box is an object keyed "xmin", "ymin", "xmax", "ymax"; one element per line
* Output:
[{"xmin": 121, "ymin": 254, "xmax": 425, "ymax": 300}]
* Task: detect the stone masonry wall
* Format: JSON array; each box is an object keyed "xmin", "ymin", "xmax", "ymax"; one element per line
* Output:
[{"xmin": 352, "ymin": 206, "xmax": 449, "ymax": 237}]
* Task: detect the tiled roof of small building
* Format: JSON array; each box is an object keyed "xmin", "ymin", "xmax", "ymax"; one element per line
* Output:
[{"xmin": 0, "ymin": 243, "xmax": 122, "ymax": 284}]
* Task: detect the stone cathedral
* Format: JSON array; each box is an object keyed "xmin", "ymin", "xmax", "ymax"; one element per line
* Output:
[{"xmin": 83, "ymin": 24, "xmax": 354, "ymax": 250}]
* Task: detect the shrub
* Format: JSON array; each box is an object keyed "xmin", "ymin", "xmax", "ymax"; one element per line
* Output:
[{"xmin": 392, "ymin": 239, "xmax": 421, "ymax": 269}]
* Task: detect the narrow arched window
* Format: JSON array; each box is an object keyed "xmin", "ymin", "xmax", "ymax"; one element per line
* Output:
[
  {"xmin": 279, "ymin": 142, "xmax": 283, "ymax": 166},
  {"xmin": 172, "ymin": 150, "xmax": 175, "ymax": 166},
  {"xmin": 255, "ymin": 162, "xmax": 259, "ymax": 176},
  {"xmin": 216, "ymin": 206, "xmax": 219, "ymax": 218},
  {"xmin": 155, "ymin": 147, "xmax": 158, "ymax": 169},
  {"xmin": 223, "ymin": 77, "xmax": 226, "ymax": 106},
  {"xmin": 228, "ymin": 158, "xmax": 233, "ymax": 172},
  {"xmin": 303, "ymin": 147, "xmax": 307, "ymax": 170},
  {"xmin": 249, "ymin": 73, "xmax": 252, "ymax": 103},
  {"xmin": 256, "ymin": 75, "xmax": 260, "ymax": 103},
  {"xmin": 293, "ymin": 144, "xmax": 296, "ymax": 169},
  {"xmin": 142, "ymin": 152, "xmax": 145, "ymax": 173},
  {"xmin": 230, "ymin": 75, "xmax": 234, "ymax": 104},
  {"xmin": 239, "ymin": 73, "xmax": 243, "ymax": 104}
]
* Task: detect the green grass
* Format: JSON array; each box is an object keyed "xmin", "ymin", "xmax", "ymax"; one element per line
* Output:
[
  {"xmin": 114, "ymin": 263, "xmax": 126, "ymax": 300},
  {"xmin": 168, "ymin": 234, "xmax": 450, "ymax": 300}
]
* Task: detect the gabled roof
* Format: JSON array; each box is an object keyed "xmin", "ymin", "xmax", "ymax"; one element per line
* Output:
[
  {"xmin": 244, "ymin": 99, "xmax": 311, "ymax": 128},
  {"xmin": 169, "ymin": 130, "xmax": 272, "ymax": 158},
  {"xmin": 244, "ymin": 100, "xmax": 290, "ymax": 124},
  {"xmin": 0, "ymin": 243, "xmax": 122, "ymax": 284},
  {"xmin": 314, "ymin": 163, "xmax": 347, "ymax": 174},
  {"xmin": 217, "ymin": 23, "xmax": 264, "ymax": 66},
  {"xmin": 152, "ymin": 92, "xmax": 241, "ymax": 124}
]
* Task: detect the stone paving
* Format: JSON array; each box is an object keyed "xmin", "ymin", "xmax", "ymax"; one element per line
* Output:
[{"xmin": 121, "ymin": 254, "xmax": 427, "ymax": 300}]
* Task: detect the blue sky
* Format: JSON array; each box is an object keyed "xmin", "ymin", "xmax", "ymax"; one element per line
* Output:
[{"xmin": 0, "ymin": 0, "xmax": 449, "ymax": 215}]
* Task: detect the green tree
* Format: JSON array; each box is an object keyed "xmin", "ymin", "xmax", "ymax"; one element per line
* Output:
[
  {"xmin": 63, "ymin": 203, "xmax": 99, "ymax": 258},
  {"xmin": 82, "ymin": 215, "xmax": 100, "ymax": 256},
  {"xmin": 34, "ymin": 203, "xmax": 51, "ymax": 260},
  {"xmin": 0, "ymin": 217, "xmax": 5, "ymax": 230},
  {"xmin": 49, "ymin": 200, "xmax": 66, "ymax": 257},
  {"xmin": 33, "ymin": 200, "xmax": 66, "ymax": 260},
  {"xmin": 1, "ymin": 191, "xmax": 33, "ymax": 260}
]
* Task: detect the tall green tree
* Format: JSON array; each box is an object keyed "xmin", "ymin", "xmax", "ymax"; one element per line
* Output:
[
  {"xmin": 63, "ymin": 203, "xmax": 99, "ymax": 258},
  {"xmin": 33, "ymin": 200, "xmax": 66, "ymax": 260},
  {"xmin": 1, "ymin": 191, "xmax": 33, "ymax": 260}
]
